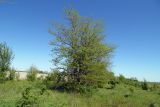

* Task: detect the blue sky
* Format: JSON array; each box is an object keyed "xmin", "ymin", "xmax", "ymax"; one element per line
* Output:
[{"xmin": 0, "ymin": 0, "xmax": 160, "ymax": 82}]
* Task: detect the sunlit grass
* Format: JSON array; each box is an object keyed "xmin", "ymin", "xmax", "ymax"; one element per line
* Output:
[{"xmin": 0, "ymin": 81, "xmax": 159, "ymax": 107}]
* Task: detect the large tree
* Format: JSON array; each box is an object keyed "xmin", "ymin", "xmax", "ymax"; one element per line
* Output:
[
  {"xmin": 50, "ymin": 8, "xmax": 114, "ymax": 87},
  {"xmin": 0, "ymin": 42, "xmax": 14, "ymax": 80}
]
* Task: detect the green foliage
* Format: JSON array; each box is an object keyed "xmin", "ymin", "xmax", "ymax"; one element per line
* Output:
[
  {"xmin": 0, "ymin": 42, "xmax": 14, "ymax": 81},
  {"xmin": 80, "ymin": 69, "xmax": 108, "ymax": 88},
  {"xmin": 0, "ymin": 72, "xmax": 6, "ymax": 82},
  {"xmin": 44, "ymin": 70, "xmax": 95, "ymax": 94},
  {"xmin": 118, "ymin": 75, "xmax": 142, "ymax": 89},
  {"xmin": 141, "ymin": 80, "xmax": 149, "ymax": 90},
  {"xmin": 27, "ymin": 66, "xmax": 38, "ymax": 81},
  {"xmin": 150, "ymin": 83, "xmax": 159, "ymax": 91},
  {"xmin": 0, "ymin": 81, "xmax": 159, "ymax": 107},
  {"xmin": 125, "ymin": 77, "xmax": 141, "ymax": 87},
  {"xmin": 107, "ymin": 80, "xmax": 117, "ymax": 89},
  {"xmin": 129, "ymin": 87, "xmax": 134, "ymax": 93},
  {"xmin": 118, "ymin": 74, "xmax": 126, "ymax": 83},
  {"xmin": 17, "ymin": 87, "xmax": 38, "ymax": 107},
  {"xmin": 39, "ymin": 85, "xmax": 47, "ymax": 95},
  {"xmin": 8, "ymin": 68, "xmax": 16, "ymax": 80},
  {"xmin": 50, "ymin": 8, "xmax": 114, "ymax": 91},
  {"xmin": 124, "ymin": 92, "xmax": 132, "ymax": 98},
  {"xmin": 43, "ymin": 70, "xmax": 63, "ymax": 87}
]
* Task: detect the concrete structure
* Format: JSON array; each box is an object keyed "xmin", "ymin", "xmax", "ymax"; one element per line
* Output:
[{"xmin": 15, "ymin": 71, "xmax": 48, "ymax": 80}]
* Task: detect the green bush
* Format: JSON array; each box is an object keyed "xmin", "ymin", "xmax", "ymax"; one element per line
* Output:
[
  {"xmin": 0, "ymin": 72, "xmax": 7, "ymax": 82},
  {"xmin": 27, "ymin": 66, "xmax": 38, "ymax": 81},
  {"xmin": 80, "ymin": 69, "xmax": 109, "ymax": 89},
  {"xmin": 17, "ymin": 87, "xmax": 38, "ymax": 107},
  {"xmin": 45, "ymin": 71, "xmax": 95, "ymax": 94},
  {"xmin": 118, "ymin": 74, "xmax": 126, "ymax": 83},
  {"xmin": 43, "ymin": 70, "xmax": 62, "ymax": 87},
  {"xmin": 141, "ymin": 80, "xmax": 148, "ymax": 90},
  {"xmin": 8, "ymin": 68, "xmax": 16, "ymax": 80},
  {"xmin": 107, "ymin": 79, "xmax": 118, "ymax": 89},
  {"xmin": 129, "ymin": 87, "xmax": 134, "ymax": 93},
  {"xmin": 151, "ymin": 84, "xmax": 159, "ymax": 91},
  {"xmin": 46, "ymin": 69, "xmax": 115, "ymax": 94}
]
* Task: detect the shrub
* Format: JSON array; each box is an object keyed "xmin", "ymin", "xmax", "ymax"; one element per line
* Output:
[
  {"xmin": 27, "ymin": 66, "xmax": 38, "ymax": 81},
  {"xmin": 8, "ymin": 68, "xmax": 16, "ymax": 80},
  {"xmin": 107, "ymin": 79, "xmax": 117, "ymax": 89},
  {"xmin": 124, "ymin": 92, "xmax": 131, "ymax": 98},
  {"xmin": 40, "ymin": 85, "xmax": 47, "ymax": 95},
  {"xmin": 17, "ymin": 87, "xmax": 38, "ymax": 107},
  {"xmin": 43, "ymin": 70, "xmax": 63, "ymax": 87},
  {"xmin": 129, "ymin": 87, "xmax": 134, "ymax": 93},
  {"xmin": 141, "ymin": 80, "xmax": 148, "ymax": 90},
  {"xmin": 151, "ymin": 84, "xmax": 159, "ymax": 91},
  {"xmin": 118, "ymin": 74, "xmax": 126, "ymax": 83},
  {"xmin": 80, "ymin": 69, "xmax": 109, "ymax": 89},
  {"xmin": 124, "ymin": 77, "xmax": 141, "ymax": 87},
  {"xmin": 0, "ymin": 72, "xmax": 7, "ymax": 82},
  {"xmin": 45, "ymin": 71, "xmax": 95, "ymax": 94}
]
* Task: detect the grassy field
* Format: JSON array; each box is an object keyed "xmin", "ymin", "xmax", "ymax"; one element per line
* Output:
[{"xmin": 0, "ymin": 81, "xmax": 159, "ymax": 107}]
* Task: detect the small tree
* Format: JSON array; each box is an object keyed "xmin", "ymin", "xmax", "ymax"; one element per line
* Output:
[
  {"xmin": 0, "ymin": 42, "xmax": 14, "ymax": 81},
  {"xmin": 8, "ymin": 68, "xmax": 16, "ymax": 80},
  {"xmin": 27, "ymin": 65, "xmax": 38, "ymax": 81},
  {"xmin": 141, "ymin": 80, "xmax": 148, "ymax": 90},
  {"xmin": 119, "ymin": 74, "xmax": 125, "ymax": 83},
  {"xmin": 17, "ymin": 87, "xmax": 38, "ymax": 107}
]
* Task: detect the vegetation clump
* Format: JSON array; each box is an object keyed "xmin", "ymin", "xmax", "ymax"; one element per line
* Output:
[
  {"xmin": 8, "ymin": 68, "xmax": 16, "ymax": 80},
  {"xmin": 141, "ymin": 80, "xmax": 149, "ymax": 90},
  {"xmin": 17, "ymin": 87, "xmax": 38, "ymax": 107},
  {"xmin": 27, "ymin": 66, "xmax": 38, "ymax": 82}
]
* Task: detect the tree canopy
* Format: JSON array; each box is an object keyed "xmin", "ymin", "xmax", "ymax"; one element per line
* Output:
[
  {"xmin": 0, "ymin": 42, "xmax": 14, "ymax": 80},
  {"xmin": 50, "ymin": 8, "xmax": 114, "ymax": 88}
]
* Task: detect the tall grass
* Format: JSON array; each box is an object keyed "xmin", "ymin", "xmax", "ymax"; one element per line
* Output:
[{"xmin": 0, "ymin": 81, "xmax": 159, "ymax": 107}]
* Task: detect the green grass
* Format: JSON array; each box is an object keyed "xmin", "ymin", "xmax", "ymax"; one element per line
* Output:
[{"xmin": 0, "ymin": 81, "xmax": 159, "ymax": 107}]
